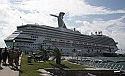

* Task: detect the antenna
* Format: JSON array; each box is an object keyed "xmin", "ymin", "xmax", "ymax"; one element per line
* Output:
[{"xmin": 20, "ymin": 16, "xmax": 23, "ymax": 25}]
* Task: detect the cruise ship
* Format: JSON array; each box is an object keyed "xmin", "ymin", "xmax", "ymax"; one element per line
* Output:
[{"xmin": 4, "ymin": 12, "xmax": 118, "ymax": 56}]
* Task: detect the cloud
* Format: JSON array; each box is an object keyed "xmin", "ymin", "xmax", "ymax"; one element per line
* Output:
[
  {"xmin": 75, "ymin": 20, "xmax": 83, "ymax": 24},
  {"xmin": 16, "ymin": 0, "xmax": 125, "ymax": 16},
  {"xmin": 76, "ymin": 15, "xmax": 125, "ymax": 51}
]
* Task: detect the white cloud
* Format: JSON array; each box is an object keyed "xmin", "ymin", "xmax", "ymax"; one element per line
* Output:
[
  {"xmin": 75, "ymin": 20, "xmax": 83, "ymax": 24},
  {"xmin": 18, "ymin": 0, "xmax": 125, "ymax": 16},
  {"xmin": 77, "ymin": 15, "xmax": 125, "ymax": 51}
]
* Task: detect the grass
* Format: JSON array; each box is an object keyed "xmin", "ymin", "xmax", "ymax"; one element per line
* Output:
[{"xmin": 19, "ymin": 53, "xmax": 90, "ymax": 76}]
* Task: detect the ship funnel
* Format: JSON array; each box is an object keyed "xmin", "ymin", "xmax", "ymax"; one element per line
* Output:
[{"xmin": 50, "ymin": 12, "xmax": 67, "ymax": 29}]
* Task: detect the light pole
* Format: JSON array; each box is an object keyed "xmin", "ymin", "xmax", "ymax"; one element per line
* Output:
[
  {"xmin": 72, "ymin": 49, "xmax": 75, "ymax": 59},
  {"xmin": 13, "ymin": 40, "xmax": 15, "ymax": 50},
  {"xmin": 76, "ymin": 51, "xmax": 78, "ymax": 64},
  {"xmin": 77, "ymin": 50, "xmax": 81, "ymax": 64}
]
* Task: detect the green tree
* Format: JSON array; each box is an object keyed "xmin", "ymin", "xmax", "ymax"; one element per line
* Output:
[
  {"xmin": 53, "ymin": 47, "xmax": 61, "ymax": 64},
  {"xmin": 39, "ymin": 45, "xmax": 48, "ymax": 61}
]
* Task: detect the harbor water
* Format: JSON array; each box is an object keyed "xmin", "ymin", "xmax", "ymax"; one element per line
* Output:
[{"xmin": 64, "ymin": 56, "xmax": 125, "ymax": 71}]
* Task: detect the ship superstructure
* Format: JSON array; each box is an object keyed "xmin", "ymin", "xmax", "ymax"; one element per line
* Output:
[{"xmin": 4, "ymin": 12, "xmax": 118, "ymax": 56}]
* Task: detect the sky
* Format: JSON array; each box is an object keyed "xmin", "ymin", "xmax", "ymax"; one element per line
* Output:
[{"xmin": 0, "ymin": 0, "xmax": 125, "ymax": 53}]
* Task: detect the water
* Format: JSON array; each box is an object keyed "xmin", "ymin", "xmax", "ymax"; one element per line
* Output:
[
  {"xmin": 93, "ymin": 57, "xmax": 125, "ymax": 70},
  {"xmin": 64, "ymin": 56, "xmax": 125, "ymax": 71},
  {"xmin": 94, "ymin": 57, "xmax": 125, "ymax": 65}
]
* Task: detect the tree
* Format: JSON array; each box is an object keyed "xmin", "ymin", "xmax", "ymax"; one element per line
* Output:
[
  {"xmin": 53, "ymin": 47, "xmax": 61, "ymax": 64},
  {"xmin": 39, "ymin": 45, "xmax": 48, "ymax": 61}
]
